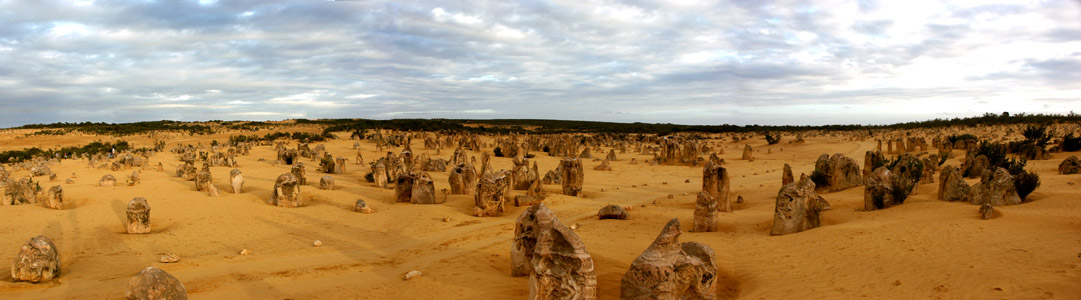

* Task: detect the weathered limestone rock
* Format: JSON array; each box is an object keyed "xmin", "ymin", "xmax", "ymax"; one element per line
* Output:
[
  {"xmin": 889, "ymin": 153, "xmax": 924, "ymax": 200},
  {"xmin": 271, "ymin": 173, "xmax": 302, "ymax": 207},
  {"xmin": 560, "ymin": 158, "xmax": 584, "ymax": 196},
  {"xmin": 863, "ymin": 167, "xmax": 896, "ymax": 210},
  {"xmin": 593, "ymin": 159, "xmax": 612, "ymax": 171},
  {"xmin": 863, "ymin": 150, "xmax": 886, "ymax": 177},
  {"xmin": 194, "ymin": 171, "xmax": 212, "ymax": 192},
  {"xmin": 176, "ymin": 163, "xmax": 196, "ymax": 181},
  {"xmin": 979, "ymin": 203, "xmax": 994, "ymax": 219},
  {"xmin": 4, "ymin": 178, "xmax": 39, "ymax": 205},
  {"xmin": 597, "ymin": 204, "xmax": 629, "ymax": 220},
  {"xmin": 30, "ymin": 164, "xmax": 51, "ymax": 177},
  {"xmin": 474, "ymin": 172, "xmax": 509, "ymax": 216},
  {"xmin": 512, "ymin": 204, "xmax": 544, "ymax": 277},
  {"xmin": 620, "ymin": 219, "xmax": 717, "ymax": 300},
  {"xmin": 128, "ymin": 170, "xmax": 140, "ymax": 186},
  {"xmin": 229, "ymin": 169, "xmax": 243, "ymax": 193},
  {"xmin": 782, "ymin": 163, "xmax": 794, "ymax": 186},
  {"xmin": 692, "ymin": 192, "xmax": 718, "ymax": 232},
  {"xmin": 448, "ymin": 162, "xmax": 477, "ymax": 194},
  {"xmin": 702, "ymin": 159, "xmax": 731, "ymax": 212},
  {"xmin": 100, "ymin": 174, "xmax": 118, "ymax": 187},
  {"xmin": 43, "ymin": 185, "xmax": 63, "ymax": 210},
  {"xmin": 372, "ymin": 162, "xmax": 388, "ymax": 188},
  {"xmin": 605, "ymin": 149, "xmax": 618, "ymax": 162},
  {"xmin": 354, "ymin": 199, "xmax": 372, "ymax": 213},
  {"xmin": 969, "ymin": 168, "xmax": 1021, "ymax": 206},
  {"xmin": 291, "ymin": 163, "xmax": 307, "ymax": 185},
  {"xmin": 961, "ymin": 154, "xmax": 990, "ymax": 178},
  {"xmin": 10, "ymin": 235, "xmax": 60, "ymax": 283},
  {"xmin": 394, "ymin": 173, "xmax": 416, "ymax": 203},
  {"xmin": 529, "ymin": 204, "xmax": 597, "ymax": 299},
  {"xmin": 770, "ymin": 175, "xmax": 831, "ymax": 235},
  {"xmin": 1059, "ymin": 156, "xmax": 1081, "ymax": 174},
  {"xmin": 319, "ymin": 153, "xmax": 336, "ymax": 173},
  {"xmin": 125, "ymin": 266, "xmax": 187, "ymax": 300},
  {"xmin": 207, "ymin": 184, "xmax": 220, "ymax": 197},
  {"xmin": 741, "ymin": 144, "xmax": 753, "ymax": 161},
  {"xmin": 938, "ymin": 165, "xmax": 970, "ymax": 202},
  {"xmin": 813, "ymin": 153, "xmax": 862, "ymax": 192},
  {"xmin": 126, "ymin": 197, "xmax": 151, "ymax": 234},
  {"xmin": 512, "ymin": 157, "xmax": 535, "ymax": 190},
  {"xmin": 319, "ymin": 175, "xmax": 334, "ymax": 190},
  {"xmin": 410, "ymin": 172, "xmax": 439, "ymax": 204},
  {"xmin": 579, "ymin": 148, "xmax": 592, "ymax": 159}
]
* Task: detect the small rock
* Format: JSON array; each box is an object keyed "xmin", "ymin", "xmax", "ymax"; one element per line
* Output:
[
  {"xmin": 240, "ymin": 249, "xmax": 251, "ymax": 256},
  {"xmin": 662, "ymin": 181, "xmax": 668, "ymax": 185},
  {"xmin": 570, "ymin": 224, "xmax": 579, "ymax": 230},
  {"xmin": 404, "ymin": 270, "xmax": 422, "ymax": 280},
  {"xmin": 685, "ymin": 179, "xmax": 690, "ymax": 183},
  {"xmin": 313, "ymin": 240, "xmax": 323, "ymax": 247},
  {"xmin": 443, "ymin": 217, "xmax": 452, "ymax": 222},
  {"xmin": 667, "ymin": 194, "xmax": 674, "ymax": 199},
  {"xmin": 159, "ymin": 253, "xmax": 181, "ymax": 263},
  {"xmin": 736, "ymin": 195, "xmax": 744, "ymax": 204},
  {"xmin": 600, "ymin": 188, "xmax": 606, "ymax": 192}
]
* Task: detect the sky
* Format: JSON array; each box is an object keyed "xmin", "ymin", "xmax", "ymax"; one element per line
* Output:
[{"xmin": 0, "ymin": 0, "xmax": 1079, "ymax": 128}]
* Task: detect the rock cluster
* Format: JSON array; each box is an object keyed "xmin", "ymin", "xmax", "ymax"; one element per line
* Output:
[{"xmin": 620, "ymin": 219, "xmax": 717, "ymax": 299}]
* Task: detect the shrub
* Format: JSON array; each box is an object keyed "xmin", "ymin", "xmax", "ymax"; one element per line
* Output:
[
  {"xmin": 524, "ymin": 153, "xmax": 535, "ymax": 159},
  {"xmin": 1063, "ymin": 133, "xmax": 1081, "ymax": 152},
  {"xmin": 364, "ymin": 172, "xmax": 374, "ymax": 183},
  {"xmin": 1021, "ymin": 124, "xmax": 1052, "ymax": 147},
  {"xmin": 764, "ymin": 132, "xmax": 782, "ymax": 145},
  {"xmin": 1014, "ymin": 170, "xmax": 1040, "ymax": 200},
  {"xmin": 947, "ymin": 134, "xmax": 978, "ymax": 145},
  {"xmin": 493, "ymin": 147, "xmax": 504, "ymax": 157}
]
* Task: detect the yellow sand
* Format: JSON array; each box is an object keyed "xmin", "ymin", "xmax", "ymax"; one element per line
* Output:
[{"xmin": 0, "ymin": 127, "xmax": 1078, "ymax": 299}]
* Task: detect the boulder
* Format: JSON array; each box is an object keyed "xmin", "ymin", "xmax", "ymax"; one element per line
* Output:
[
  {"xmin": 863, "ymin": 167, "xmax": 896, "ymax": 210},
  {"xmin": 43, "ymin": 185, "xmax": 63, "ymax": 210},
  {"xmin": 354, "ymin": 199, "xmax": 372, "ymax": 213},
  {"xmin": 319, "ymin": 175, "xmax": 334, "ymax": 190},
  {"xmin": 128, "ymin": 170, "xmax": 140, "ymax": 186},
  {"xmin": 692, "ymin": 192, "xmax": 718, "ymax": 232},
  {"xmin": 512, "ymin": 204, "xmax": 544, "ymax": 277},
  {"xmin": 194, "ymin": 171, "xmax": 212, "ymax": 192},
  {"xmin": 394, "ymin": 173, "xmax": 416, "ymax": 203},
  {"xmin": 620, "ymin": 219, "xmax": 717, "ymax": 300},
  {"xmin": 4, "ymin": 178, "xmax": 38, "ymax": 205},
  {"xmin": 125, "ymin": 266, "xmax": 187, "ymax": 300},
  {"xmin": 229, "ymin": 169, "xmax": 244, "ymax": 193},
  {"xmin": 593, "ymin": 159, "xmax": 612, "ymax": 171},
  {"xmin": 597, "ymin": 204, "xmax": 629, "ymax": 220},
  {"xmin": 741, "ymin": 144, "xmax": 753, "ymax": 161},
  {"xmin": 100, "ymin": 174, "xmax": 118, "ymax": 187},
  {"xmin": 410, "ymin": 172, "xmax": 439, "ymax": 204},
  {"xmin": 1059, "ymin": 156, "xmax": 1081, "ymax": 174},
  {"xmin": 291, "ymin": 163, "xmax": 307, "ymax": 185},
  {"xmin": 979, "ymin": 203, "xmax": 994, "ymax": 220},
  {"xmin": 529, "ymin": 204, "xmax": 597, "ymax": 299},
  {"xmin": 560, "ymin": 158, "xmax": 584, "ymax": 196},
  {"xmin": 10, "ymin": 236, "xmax": 60, "ymax": 283},
  {"xmin": 448, "ymin": 163, "xmax": 477, "ymax": 194},
  {"xmin": 938, "ymin": 165, "xmax": 970, "ymax": 202},
  {"xmin": 961, "ymin": 154, "xmax": 990, "ymax": 178},
  {"xmin": 474, "ymin": 172, "xmax": 509, "ymax": 216},
  {"xmin": 812, "ymin": 153, "xmax": 862, "ymax": 192},
  {"xmin": 770, "ymin": 175, "xmax": 830, "ymax": 235},
  {"xmin": 969, "ymin": 168, "xmax": 1021, "ymax": 206},
  {"xmin": 372, "ymin": 162, "xmax": 388, "ymax": 188},
  {"xmin": 605, "ymin": 149, "xmax": 618, "ymax": 162},
  {"xmin": 782, "ymin": 163, "xmax": 794, "ymax": 186},
  {"xmin": 271, "ymin": 173, "xmax": 302, "ymax": 207},
  {"xmin": 702, "ymin": 159, "xmax": 731, "ymax": 212},
  {"xmin": 126, "ymin": 197, "xmax": 151, "ymax": 234}
]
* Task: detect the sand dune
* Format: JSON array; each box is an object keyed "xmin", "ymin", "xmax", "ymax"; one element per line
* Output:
[{"xmin": 0, "ymin": 128, "xmax": 1078, "ymax": 299}]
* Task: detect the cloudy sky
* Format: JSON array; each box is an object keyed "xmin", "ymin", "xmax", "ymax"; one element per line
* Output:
[{"xmin": 0, "ymin": 0, "xmax": 1078, "ymax": 127}]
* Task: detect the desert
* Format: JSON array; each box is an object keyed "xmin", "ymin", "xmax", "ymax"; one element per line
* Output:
[{"xmin": 0, "ymin": 117, "xmax": 1077, "ymax": 299}]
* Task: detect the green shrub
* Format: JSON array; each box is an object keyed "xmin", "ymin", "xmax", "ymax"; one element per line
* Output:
[
  {"xmin": 764, "ymin": 132, "xmax": 782, "ymax": 145},
  {"xmin": 1063, "ymin": 133, "xmax": 1081, "ymax": 152},
  {"xmin": 1021, "ymin": 124, "xmax": 1052, "ymax": 147},
  {"xmin": 1014, "ymin": 170, "xmax": 1040, "ymax": 200},
  {"xmin": 493, "ymin": 147, "xmax": 504, "ymax": 157}
]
